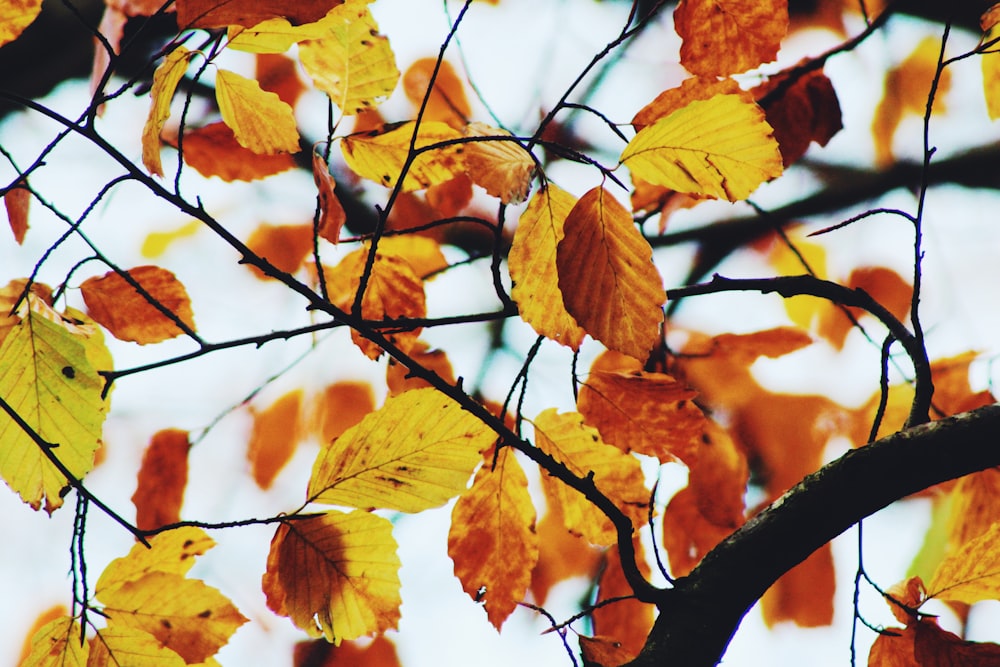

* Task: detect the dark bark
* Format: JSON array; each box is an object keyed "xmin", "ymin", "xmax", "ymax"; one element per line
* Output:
[{"xmin": 625, "ymin": 404, "xmax": 1000, "ymax": 666}]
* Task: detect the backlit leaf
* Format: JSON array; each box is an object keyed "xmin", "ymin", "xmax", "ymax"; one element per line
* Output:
[
  {"xmin": 674, "ymin": 0, "xmax": 788, "ymax": 77},
  {"xmin": 4, "ymin": 181, "xmax": 29, "ymax": 244},
  {"xmin": 593, "ymin": 540, "xmax": 655, "ymax": 663},
  {"xmin": 341, "ymin": 121, "xmax": 463, "ymax": 191},
  {"xmin": 460, "ymin": 122, "xmax": 535, "ymax": 204},
  {"xmin": 248, "ymin": 391, "xmax": 302, "ymax": 489},
  {"xmin": 87, "ymin": 624, "xmax": 185, "ymax": 667},
  {"xmin": 215, "ymin": 69, "xmax": 300, "ymax": 155},
  {"xmin": 621, "ymin": 94, "xmax": 783, "ymax": 201},
  {"xmin": 532, "ymin": 409, "xmax": 648, "ymax": 546},
  {"xmin": 81, "ymin": 265, "xmax": 195, "ymax": 344},
  {"xmin": 929, "ymin": 522, "xmax": 1000, "ymax": 605},
  {"xmin": 0, "ymin": 0, "xmax": 42, "ymax": 47},
  {"xmin": 262, "ymin": 511, "xmax": 401, "ymax": 644},
  {"xmin": 632, "ymin": 77, "xmax": 743, "ymax": 130},
  {"xmin": 529, "ymin": 504, "xmax": 602, "ymax": 606},
  {"xmin": 375, "ymin": 235, "xmax": 448, "ymax": 279},
  {"xmin": 386, "ymin": 341, "xmax": 455, "ymax": 396},
  {"xmin": 96, "ymin": 526, "xmax": 215, "ymax": 594},
  {"xmin": 226, "ymin": 16, "xmax": 328, "ymax": 53},
  {"xmin": 753, "ymin": 66, "xmax": 843, "ymax": 166},
  {"xmin": 308, "ymin": 381, "xmax": 375, "ymax": 443},
  {"xmin": 762, "ymin": 546, "xmax": 835, "ymax": 627},
  {"xmin": 869, "ymin": 618, "xmax": 1000, "ymax": 666},
  {"xmin": 132, "ymin": 429, "xmax": 190, "ymax": 531},
  {"xmin": 176, "ymin": 0, "xmax": 338, "ymax": 28},
  {"xmin": 555, "ymin": 186, "xmax": 664, "ymax": 360},
  {"xmin": 983, "ymin": 12, "xmax": 1000, "ymax": 120},
  {"xmin": 307, "ymin": 387, "xmax": 494, "ymax": 512},
  {"xmin": 293, "ymin": 635, "xmax": 401, "ymax": 667},
  {"xmin": 298, "ymin": 1, "xmax": 399, "ymax": 115},
  {"xmin": 21, "ymin": 617, "xmax": 87, "ymax": 667},
  {"xmin": 662, "ymin": 486, "xmax": 733, "ymax": 577},
  {"xmin": 257, "ymin": 53, "xmax": 307, "ymax": 108},
  {"xmin": 141, "ymin": 220, "xmax": 201, "ymax": 258},
  {"xmin": 402, "ymin": 58, "xmax": 471, "ymax": 129},
  {"xmin": 448, "ymin": 447, "xmax": 539, "ymax": 630},
  {"xmin": 509, "ymin": 184, "xmax": 586, "ymax": 349},
  {"xmin": 0, "ymin": 297, "xmax": 108, "ymax": 512},
  {"xmin": 313, "ymin": 152, "xmax": 347, "ymax": 244},
  {"xmin": 142, "ymin": 46, "xmax": 191, "ymax": 176},
  {"xmin": 171, "ymin": 121, "xmax": 296, "ymax": 181},
  {"xmin": 246, "ymin": 223, "xmax": 314, "ymax": 279}
]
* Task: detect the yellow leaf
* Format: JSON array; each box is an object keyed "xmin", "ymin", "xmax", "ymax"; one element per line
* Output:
[
  {"xmin": 340, "ymin": 121, "xmax": 463, "ymax": 191},
  {"xmin": 983, "ymin": 17, "xmax": 1000, "ymax": 119},
  {"xmin": 21, "ymin": 617, "xmax": 87, "ymax": 667},
  {"xmin": 215, "ymin": 69, "xmax": 300, "ymax": 154},
  {"xmin": 461, "ymin": 122, "xmax": 535, "ymax": 204},
  {"xmin": 0, "ymin": 0, "xmax": 42, "ymax": 48},
  {"xmin": 142, "ymin": 47, "xmax": 192, "ymax": 176},
  {"xmin": 532, "ymin": 409, "xmax": 649, "ymax": 546},
  {"xmin": 323, "ymin": 246, "xmax": 426, "ymax": 359},
  {"xmin": 80, "ymin": 265, "xmax": 196, "ymax": 344},
  {"xmin": 620, "ymin": 94, "xmax": 783, "ymax": 201},
  {"xmin": 87, "ymin": 624, "xmax": 185, "ymax": 667},
  {"xmin": 929, "ymin": 522, "xmax": 1000, "ymax": 605},
  {"xmin": 96, "ymin": 526, "xmax": 215, "ymax": 594},
  {"xmin": 448, "ymin": 447, "xmax": 539, "ymax": 630},
  {"xmin": 226, "ymin": 16, "xmax": 328, "ymax": 53},
  {"xmin": 298, "ymin": 1, "xmax": 399, "ymax": 115},
  {"xmin": 307, "ymin": 387, "xmax": 494, "ymax": 512},
  {"xmin": 262, "ymin": 511, "xmax": 401, "ymax": 644},
  {"xmin": 509, "ymin": 184, "xmax": 586, "ymax": 349},
  {"xmin": 141, "ymin": 220, "xmax": 201, "ymax": 258},
  {"xmin": 375, "ymin": 235, "xmax": 448, "ymax": 279},
  {"xmin": 555, "ymin": 187, "xmax": 665, "ymax": 360},
  {"xmin": 0, "ymin": 298, "xmax": 109, "ymax": 513}
]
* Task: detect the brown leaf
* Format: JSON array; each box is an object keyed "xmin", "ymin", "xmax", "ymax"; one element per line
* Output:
[
  {"xmin": 293, "ymin": 635, "xmax": 401, "ymax": 667},
  {"xmin": 81, "ymin": 265, "xmax": 196, "ymax": 344},
  {"xmin": 132, "ymin": 429, "xmax": 190, "ymax": 531},
  {"xmin": 313, "ymin": 153, "xmax": 347, "ymax": 244},
  {"xmin": 257, "ymin": 53, "xmax": 306, "ymax": 108},
  {"xmin": 172, "ymin": 121, "xmax": 296, "ymax": 182},
  {"xmin": 754, "ymin": 66, "xmax": 843, "ymax": 166},
  {"xmin": 579, "ymin": 635, "xmax": 636, "ymax": 667},
  {"xmin": 662, "ymin": 485, "xmax": 733, "ymax": 576},
  {"xmin": 248, "ymin": 390, "xmax": 302, "ymax": 489},
  {"xmin": 869, "ymin": 619, "xmax": 1000, "ymax": 666},
  {"xmin": 4, "ymin": 182, "xmax": 29, "ymax": 244},
  {"xmin": 461, "ymin": 122, "xmax": 535, "ymax": 204},
  {"xmin": 386, "ymin": 341, "xmax": 455, "ymax": 396},
  {"xmin": 674, "ymin": 0, "xmax": 788, "ymax": 77},
  {"xmin": 176, "ymin": 0, "xmax": 341, "ymax": 28}
]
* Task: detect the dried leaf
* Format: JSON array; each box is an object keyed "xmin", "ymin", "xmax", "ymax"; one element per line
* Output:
[
  {"xmin": 4, "ymin": 182, "xmax": 29, "ymax": 244},
  {"xmin": 509, "ymin": 184, "xmax": 586, "ymax": 349},
  {"xmin": 142, "ymin": 47, "xmax": 191, "ymax": 176},
  {"xmin": 555, "ymin": 186, "xmax": 665, "ymax": 360},
  {"xmin": 592, "ymin": 540, "xmax": 655, "ymax": 664},
  {"xmin": 176, "ymin": 0, "xmax": 339, "ymax": 28},
  {"xmin": 307, "ymin": 387, "xmax": 494, "ymax": 512},
  {"xmin": 674, "ymin": 0, "xmax": 788, "ymax": 77},
  {"xmin": 172, "ymin": 121, "xmax": 297, "ymax": 181},
  {"xmin": 0, "ymin": 0, "xmax": 42, "ymax": 47},
  {"xmin": 402, "ymin": 57, "xmax": 471, "ymax": 129},
  {"xmin": 929, "ymin": 522, "xmax": 1000, "ymax": 605},
  {"xmin": 341, "ymin": 121, "xmax": 463, "ymax": 191},
  {"xmin": 632, "ymin": 77, "xmax": 744, "ymax": 130},
  {"xmin": 461, "ymin": 122, "xmax": 535, "ymax": 204},
  {"xmin": 262, "ymin": 511, "xmax": 401, "ymax": 644},
  {"xmin": 248, "ymin": 391, "xmax": 302, "ymax": 489},
  {"xmin": 754, "ymin": 66, "xmax": 843, "ymax": 166},
  {"xmin": 313, "ymin": 153, "xmax": 347, "ymax": 244},
  {"xmin": 21, "ymin": 616, "xmax": 87, "ymax": 667},
  {"xmin": 215, "ymin": 69, "xmax": 300, "ymax": 154},
  {"xmin": 529, "ymin": 504, "xmax": 602, "ymax": 606},
  {"xmin": 579, "ymin": 635, "xmax": 635, "ymax": 667},
  {"xmin": 257, "ymin": 53, "xmax": 307, "ymax": 108},
  {"xmin": 81, "ymin": 265, "xmax": 196, "ymax": 344},
  {"xmin": 448, "ymin": 447, "xmax": 538, "ymax": 630},
  {"xmin": 132, "ymin": 429, "xmax": 190, "ymax": 530},
  {"xmin": 246, "ymin": 223, "xmax": 314, "ymax": 279},
  {"xmin": 662, "ymin": 485, "xmax": 733, "ymax": 576},
  {"xmin": 869, "ymin": 619, "xmax": 1000, "ymax": 666},
  {"xmin": 621, "ymin": 94, "xmax": 783, "ymax": 201}
]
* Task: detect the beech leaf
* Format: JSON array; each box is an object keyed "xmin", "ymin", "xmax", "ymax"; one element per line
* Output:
[
  {"xmin": 928, "ymin": 521, "xmax": 1000, "ymax": 605},
  {"xmin": 262, "ymin": 511, "xmax": 402, "ymax": 644},
  {"xmin": 81, "ymin": 266, "xmax": 196, "ymax": 344},
  {"xmin": 248, "ymin": 390, "xmax": 303, "ymax": 489},
  {"xmin": 215, "ymin": 69, "xmax": 300, "ymax": 155},
  {"xmin": 0, "ymin": 0, "xmax": 42, "ymax": 48},
  {"xmin": 170, "ymin": 121, "xmax": 296, "ymax": 181},
  {"xmin": 132, "ymin": 429, "xmax": 190, "ymax": 531},
  {"xmin": 21, "ymin": 617, "xmax": 87, "ymax": 667},
  {"xmin": 340, "ymin": 121, "xmax": 463, "ymax": 191},
  {"xmin": 142, "ymin": 47, "xmax": 191, "ymax": 176},
  {"xmin": 674, "ymin": 0, "xmax": 788, "ymax": 77},
  {"xmin": 4, "ymin": 182, "xmax": 29, "ymax": 244},
  {"xmin": 461, "ymin": 122, "xmax": 535, "ymax": 204},
  {"xmin": 307, "ymin": 387, "xmax": 494, "ymax": 512},
  {"xmin": 402, "ymin": 58, "xmax": 471, "ymax": 129},
  {"xmin": 555, "ymin": 186, "xmax": 665, "ymax": 360}
]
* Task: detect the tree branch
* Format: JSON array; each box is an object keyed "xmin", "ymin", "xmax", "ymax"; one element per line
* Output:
[{"xmin": 625, "ymin": 403, "xmax": 1000, "ymax": 667}]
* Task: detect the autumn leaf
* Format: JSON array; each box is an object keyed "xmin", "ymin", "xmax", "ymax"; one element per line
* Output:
[
  {"xmin": 869, "ymin": 618, "xmax": 1000, "ymax": 666},
  {"xmin": 403, "ymin": 58, "xmax": 471, "ymax": 129},
  {"xmin": 307, "ymin": 387, "xmax": 494, "ymax": 512},
  {"xmin": 313, "ymin": 152, "xmax": 347, "ymax": 244},
  {"xmin": 592, "ymin": 539, "xmax": 655, "ymax": 664},
  {"xmin": 555, "ymin": 186, "xmax": 665, "ymax": 360},
  {"xmin": 21, "ymin": 616, "xmax": 87, "ymax": 667},
  {"xmin": 298, "ymin": 1, "xmax": 399, "ymax": 115},
  {"xmin": 293, "ymin": 635, "xmax": 401, "ymax": 667},
  {"xmin": 662, "ymin": 485, "xmax": 733, "ymax": 576},
  {"xmin": 132, "ymin": 429, "xmax": 190, "ymax": 531},
  {"xmin": 529, "ymin": 503, "xmax": 602, "ymax": 606},
  {"xmin": 226, "ymin": 16, "xmax": 329, "ymax": 53},
  {"xmin": 753, "ymin": 66, "xmax": 843, "ymax": 166},
  {"xmin": 341, "ymin": 121, "xmax": 464, "ymax": 191},
  {"xmin": 762, "ymin": 547, "xmax": 835, "ymax": 627},
  {"xmin": 375, "ymin": 235, "xmax": 448, "ymax": 279},
  {"xmin": 982, "ymin": 11, "xmax": 1000, "ymax": 119},
  {"xmin": 448, "ymin": 447, "xmax": 538, "ymax": 630},
  {"xmin": 579, "ymin": 635, "xmax": 636, "ymax": 667},
  {"xmin": 96, "ymin": 526, "xmax": 214, "ymax": 591},
  {"xmin": 176, "ymin": 0, "xmax": 338, "ymax": 28},
  {"xmin": 308, "ymin": 381, "xmax": 375, "ymax": 442},
  {"xmin": 509, "ymin": 184, "xmax": 586, "ymax": 349},
  {"xmin": 246, "ymin": 223, "xmax": 314, "ymax": 279},
  {"xmin": 262, "ymin": 511, "xmax": 402, "ymax": 644},
  {"xmin": 4, "ymin": 181, "xmax": 29, "ymax": 244},
  {"xmin": 170, "ymin": 121, "xmax": 297, "ymax": 181},
  {"xmin": 81, "ymin": 265, "xmax": 196, "ymax": 344},
  {"xmin": 257, "ymin": 53, "xmax": 307, "ymax": 108},
  {"xmin": 248, "ymin": 391, "xmax": 302, "ymax": 489},
  {"xmin": 460, "ymin": 122, "xmax": 535, "ymax": 204},
  {"xmin": 621, "ymin": 94, "xmax": 783, "ymax": 201},
  {"xmin": 386, "ymin": 341, "xmax": 455, "ymax": 395},
  {"xmin": 0, "ymin": 296, "xmax": 109, "ymax": 512},
  {"xmin": 216, "ymin": 69, "xmax": 300, "ymax": 155},
  {"xmin": 674, "ymin": 0, "xmax": 788, "ymax": 77},
  {"xmin": 0, "ymin": 0, "xmax": 42, "ymax": 47},
  {"xmin": 88, "ymin": 624, "xmax": 186, "ymax": 667},
  {"xmin": 577, "ymin": 369, "xmax": 705, "ymax": 463},
  {"xmin": 142, "ymin": 46, "xmax": 192, "ymax": 176},
  {"xmin": 532, "ymin": 409, "xmax": 649, "ymax": 546},
  {"xmin": 928, "ymin": 521, "xmax": 1000, "ymax": 605}
]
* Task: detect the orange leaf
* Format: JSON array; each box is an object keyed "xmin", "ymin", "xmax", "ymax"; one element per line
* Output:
[
  {"xmin": 324, "ymin": 246, "xmax": 426, "ymax": 359},
  {"xmin": 172, "ymin": 121, "xmax": 296, "ymax": 182},
  {"xmin": 577, "ymin": 369, "xmax": 705, "ymax": 463},
  {"xmin": 0, "ymin": 0, "xmax": 42, "ymax": 48},
  {"xmin": 817, "ymin": 266, "xmax": 911, "ymax": 349},
  {"xmin": 687, "ymin": 419, "xmax": 748, "ymax": 529},
  {"xmin": 579, "ymin": 635, "xmax": 637, "ymax": 667},
  {"xmin": 753, "ymin": 66, "xmax": 843, "ymax": 166},
  {"xmin": 509, "ymin": 184, "xmax": 586, "ymax": 349},
  {"xmin": 662, "ymin": 485, "xmax": 733, "ymax": 576},
  {"xmin": 131, "ymin": 428, "xmax": 190, "ymax": 531},
  {"xmin": 386, "ymin": 341, "xmax": 455, "ymax": 396},
  {"xmin": 448, "ymin": 447, "xmax": 539, "ymax": 630},
  {"xmin": 176, "ymin": 0, "xmax": 339, "ymax": 28},
  {"xmin": 529, "ymin": 504, "xmax": 602, "ymax": 606},
  {"xmin": 257, "ymin": 53, "xmax": 306, "ymax": 108},
  {"xmin": 632, "ymin": 77, "xmax": 744, "ymax": 130},
  {"xmin": 944, "ymin": 468, "xmax": 1000, "ymax": 556},
  {"xmin": 313, "ymin": 153, "xmax": 347, "ymax": 244},
  {"xmin": 246, "ymin": 222, "xmax": 314, "ymax": 279},
  {"xmin": 308, "ymin": 381, "xmax": 375, "ymax": 442},
  {"xmin": 592, "ymin": 540, "xmax": 655, "ymax": 664},
  {"xmin": 532, "ymin": 409, "xmax": 649, "ymax": 546},
  {"xmin": 81, "ymin": 265, "xmax": 195, "ymax": 344},
  {"xmin": 262, "ymin": 511, "xmax": 402, "ymax": 644},
  {"xmin": 674, "ymin": 0, "xmax": 788, "ymax": 77},
  {"xmin": 761, "ymin": 545, "xmax": 835, "ymax": 627},
  {"xmin": 375, "ymin": 235, "xmax": 448, "ymax": 279},
  {"xmin": 293, "ymin": 635, "xmax": 401, "ymax": 667},
  {"xmin": 426, "ymin": 174, "xmax": 474, "ymax": 216},
  {"xmin": 555, "ymin": 187, "xmax": 665, "ymax": 360},
  {"xmin": 402, "ymin": 57, "xmax": 471, "ymax": 129},
  {"xmin": 885, "ymin": 576, "xmax": 927, "ymax": 625},
  {"xmin": 929, "ymin": 521, "xmax": 1000, "ymax": 606},
  {"xmin": 248, "ymin": 391, "xmax": 302, "ymax": 489},
  {"xmin": 461, "ymin": 122, "xmax": 535, "ymax": 204},
  {"xmin": 869, "ymin": 619, "xmax": 1000, "ymax": 666},
  {"xmin": 4, "ymin": 182, "xmax": 29, "ymax": 244}
]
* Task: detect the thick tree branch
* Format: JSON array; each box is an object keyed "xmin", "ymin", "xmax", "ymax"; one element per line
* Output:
[{"xmin": 624, "ymin": 403, "xmax": 1000, "ymax": 667}]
